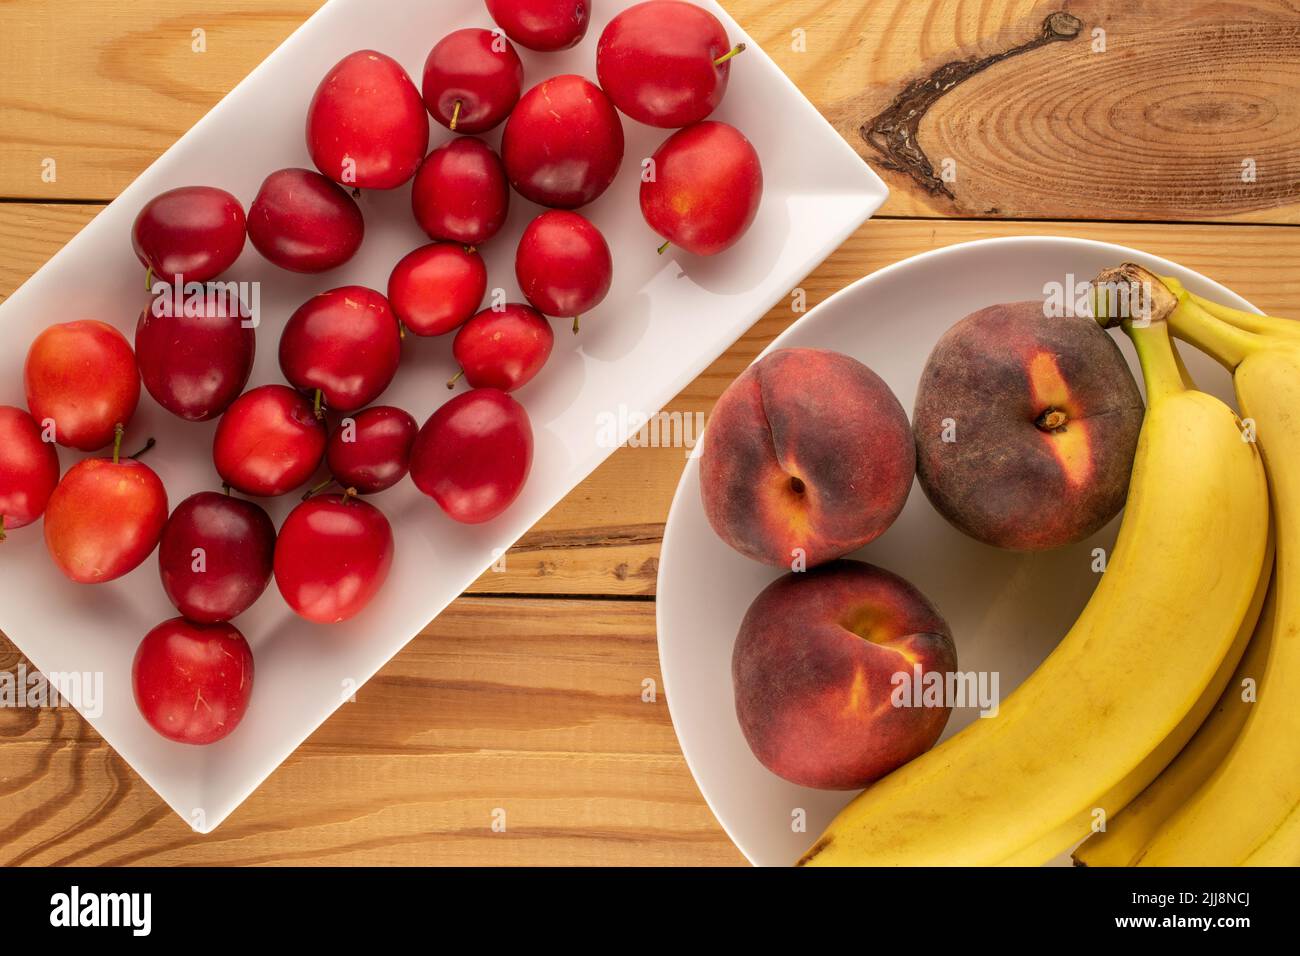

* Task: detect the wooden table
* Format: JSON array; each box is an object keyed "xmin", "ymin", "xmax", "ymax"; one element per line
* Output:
[{"xmin": 1, "ymin": 0, "xmax": 1296, "ymax": 866}]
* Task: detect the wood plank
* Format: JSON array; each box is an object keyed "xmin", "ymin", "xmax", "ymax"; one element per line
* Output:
[
  {"xmin": 0, "ymin": 597, "xmax": 745, "ymax": 865},
  {"xmin": 0, "ymin": 1, "xmax": 326, "ymax": 200},
  {"xmin": 789, "ymin": 0, "xmax": 1300, "ymax": 222},
  {"xmin": 5, "ymin": 204, "xmax": 1299, "ymax": 596},
  {"xmin": 2, "ymin": 1, "xmax": 1297, "ymax": 222}
]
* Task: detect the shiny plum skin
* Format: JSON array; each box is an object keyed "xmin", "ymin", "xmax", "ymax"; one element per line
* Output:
[
  {"xmin": 452, "ymin": 305, "xmax": 554, "ymax": 392},
  {"xmin": 326, "ymin": 406, "xmax": 419, "ymax": 494},
  {"xmin": 133, "ymin": 618, "xmax": 255, "ymax": 745},
  {"xmin": 279, "ymin": 286, "xmax": 403, "ymax": 414},
  {"xmin": 0, "ymin": 406, "xmax": 60, "ymax": 534},
  {"xmin": 597, "ymin": 1, "xmax": 737, "ymax": 128},
  {"xmin": 274, "ymin": 493, "xmax": 394, "ymax": 624},
  {"xmin": 307, "ymin": 50, "xmax": 430, "ymax": 190},
  {"xmin": 387, "ymin": 243, "xmax": 487, "ymax": 337},
  {"xmin": 515, "ymin": 210, "xmax": 612, "ymax": 325},
  {"xmin": 158, "ymin": 492, "xmax": 277, "ymax": 623},
  {"xmin": 24, "ymin": 320, "xmax": 140, "ymax": 452},
  {"xmin": 501, "ymin": 75, "xmax": 625, "ymax": 209},
  {"xmin": 43, "ymin": 455, "xmax": 168, "ymax": 584},
  {"xmin": 212, "ymin": 385, "xmax": 327, "ymax": 497},
  {"xmin": 132, "ymin": 186, "xmax": 247, "ymax": 283},
  {"xmin": 422, "ymin": 28, "xmax": 523, "ymax": 134},
  {"xmin": 641, "ymin": 121, "xmax": 763, "ymax": 256},
  {"xmin": 135, "ymin": 298, "xmax": 255, "ymax": 423},
  {"xmin": 485, "ymin": 0, "xmax": 590, "ymax": 51},
  {"xmin": 410, "ymin": 388, "xmax": 533, "ymax": 524},
  {"xmin": 411, "ymin": 138, "xmax": 511, "ymax": 246},
  {"xmin": 248, "ymin": 168, "xmax": 365, "ymax": 273}
]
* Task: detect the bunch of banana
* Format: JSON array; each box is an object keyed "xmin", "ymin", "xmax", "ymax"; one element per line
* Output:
[
  {"xmin": 798, "ymin": 295, "xmax": 1271, "ymax": 867},
  {"xmin": 1072, "ymin": 582, "xmax": 1276, "ymax": 866},
  {"xmin": 1074, "ymin": 263, "xmax": 1300, "ymax": 866}
]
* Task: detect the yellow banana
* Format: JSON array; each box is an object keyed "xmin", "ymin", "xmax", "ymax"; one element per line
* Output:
[
  {"xmin": 798, "ymin": 315, "xmax": 1270, "ymax": 867},
  {"xmin": 1004, "ymin": 345, "xmax": 1271, "ymax": 868},
  {"xmin": 1072, "ymin": 573, "xmax": 1276, "ymax": 867},
  {"xmin": 1104, "ymin": 267, "xmax": 1300, "ymax": 866},
  {"xmin": 1061, "ymin": 341, "xmax": 1272, "ymax": 868}
]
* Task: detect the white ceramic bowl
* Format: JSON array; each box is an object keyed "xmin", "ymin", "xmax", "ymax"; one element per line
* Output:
[
  {"xmin": 0, "ymin": 0, "xmax": 888, "ymax": 831},
  {"xmin": 656, "ymin": 236, "xmax": 1258, "ymax": 866}
]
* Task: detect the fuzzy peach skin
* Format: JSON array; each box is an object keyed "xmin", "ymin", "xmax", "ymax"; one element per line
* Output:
[
  {"xmin": 733, "ymin": 560, "xmax": 957, "ymax": 790},
  {"xmin": 913, "ymin": 301, "xmax": 1144, "ymax": 551},
  {"xmin": 699, "ymin": 348, "xmax": 914, "ymax": 568}
]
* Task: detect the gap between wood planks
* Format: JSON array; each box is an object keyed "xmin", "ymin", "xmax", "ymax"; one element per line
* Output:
[
  {"xmin": 5, "ymin": 195, "xmax": 1300, "ymax": 232},
  {"xmin": 459, "ymin": 592, "xmax": 655, "ymax": 603}
]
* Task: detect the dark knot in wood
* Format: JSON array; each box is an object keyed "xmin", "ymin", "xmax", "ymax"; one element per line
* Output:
[{"xmin": 861, "ymin": 12, "xmax": 1083, "ymax": 201}]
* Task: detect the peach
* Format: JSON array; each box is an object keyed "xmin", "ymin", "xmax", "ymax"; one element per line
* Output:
[
  {"xmin": 913, "ymin": 301, "xmax": 1144, "ymax": 551},
  {"xmin": 700, "ymin": 348, "xmax": 914, "ymax": 569},
  {"xmin": 733, "ymin": 560, "xmax": 956, "ymax": 790}
]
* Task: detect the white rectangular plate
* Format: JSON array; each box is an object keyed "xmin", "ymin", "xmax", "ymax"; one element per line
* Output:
[{"xmin": 0, "ymin": 0, "xmax": 887, "ymax": 832}]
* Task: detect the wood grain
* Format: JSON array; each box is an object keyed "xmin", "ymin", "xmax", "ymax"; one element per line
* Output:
[
  {"xmin": 803, "ymin": 0, "xmax": 1300, "ymax": 222},
  {"xmin": 0, "ymin": 0, "xmax": 326, "ymax": 200},
  {"xmin": 2, "ymin": 1, "xmax": 1297, "ymax": 222},
  {"xmin": 0, "ymin": 597, "xmax": 745, "ymax": 865}
]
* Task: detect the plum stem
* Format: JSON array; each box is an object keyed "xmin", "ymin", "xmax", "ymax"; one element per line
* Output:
[
  {"xmin": 714, "ymin": 43, "xmax": 747, "ymax": 67},
  {"xmin": 572, "ymin": 315, "xmax": 581, "ymax": 335},
  {"xmin": 0, "ymin": 515, "xmax": 6, "ymax": 543},
  {"xmin": 398, "ymin": 321, "xmax": 407, "ymax": 341},
  {"xmin": 313, "ymin": 389, "xmax": 325, "ymax": 420},
  {"xmin": 111, "ymin": 424, "xmax": 125, "ymax": 464},
  {"xmin": 451, "ymin": 99, "xmax": 463, "ymax": 131},
  {"xmin": 341, "ymin": 487, "xmax": 359, "ymax": 505},
  {"xmin": 222, "ymin": 482, "xmax": 232, "ymax": 496},
  {"xmin": 447, "ymin": 369, "xmax": 465, "ymax": 390},
  {"xmin": 303, "ymin": 477, "xmax": 336, "ymax": 501},
  {"xmin": 144, "ymin": 266, "xmax": 154, "ymax": 292},
  {"xmin": 657, "ymin": 240, "xmax": 671, "ymax": 255},
  {"xmin": 127, "ymin": 437, "xmax": 157, "ymax": 460}
]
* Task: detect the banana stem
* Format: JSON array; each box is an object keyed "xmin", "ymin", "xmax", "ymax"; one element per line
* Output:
[
  {"xmin": 1095, "ymin": 263, "xmax": 1186, "ymax": 400},
  {"xmin": 1097, "ymin": 263, "xmax": 1264, "ymax": 372},
  {"xmin": 1094, "ymin": 263, "xmax": 1178, "ymax": 329},
  {"xmin": 1169, "ymin": 297, "xmax": 1263, "ymax": 371},
  {"xmin": 1193, "ymin": 296, "xmax": 1300, "ymax": 340},
  {"xmin": 1171, "ymin": 339, "xmax": 1198, "ymax": 390},
  {"xmin": 1127, "ymin": 319, "xmax": 1186, "ymax": 403},
  {"xmin": 1158, "ymin": 275, "xmax": 1300, "ymax": 339}
]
